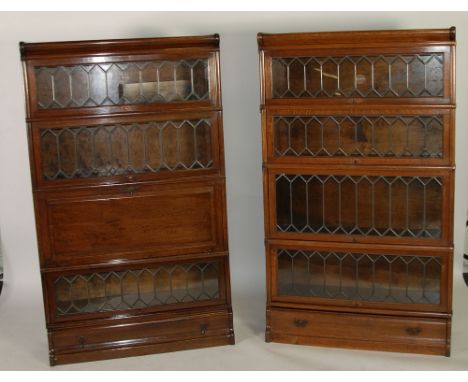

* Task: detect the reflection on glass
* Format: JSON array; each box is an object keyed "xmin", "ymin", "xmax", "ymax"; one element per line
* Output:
[
  {"xmin": 272, "ymin": 54, "xmax": 444, "ymax": 98},
  {"xmin": 35, "ymin": 59, "xmax": 210, "ymax": 109}
]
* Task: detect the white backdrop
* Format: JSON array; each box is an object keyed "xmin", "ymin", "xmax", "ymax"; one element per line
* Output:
[{"xmin": 0, "ymin": 12, "xmax": 467, "ymax": 370}]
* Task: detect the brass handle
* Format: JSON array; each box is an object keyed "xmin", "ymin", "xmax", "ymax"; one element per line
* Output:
[
  {"xmin": 406, "ymin": 327, "xmax": 422, "ymax": 336},
  {"xmin": 293, "ymin": 319, "xmax": 308, "ymax": 328},
  {"xmin": 122, "ymin": 185, "xmax": 139, "ymax": 194}
]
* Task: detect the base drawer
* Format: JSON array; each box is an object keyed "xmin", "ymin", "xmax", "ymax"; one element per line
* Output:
[
  {"xmin": 49, "ymin": 309, "xmax": 234, "ymax": 365},
  {"xmin": 267, "ymin": 307, "xmax": 450, "ymax": 356}
]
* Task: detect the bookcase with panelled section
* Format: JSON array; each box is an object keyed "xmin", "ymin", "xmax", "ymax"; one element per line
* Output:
[
  {"xmin": 21, "ymin": 34, "xmax": 234, "ymax": 365},
  {"xmin": 258, "ymin": 28, "xmax": 455, "ymax": 355}
]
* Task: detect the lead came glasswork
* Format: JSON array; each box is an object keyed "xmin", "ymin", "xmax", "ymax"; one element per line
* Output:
[
  {"xmin": 40, "ymin": 119, "xmax": 213, "ymax": 180},
  {"xmin": 272, "ymin": 54, "xmax": 444, "ymax": 98},
  {"xmin": 274, "ymin": 116, "xmax": 443, "ymax": 159},
  {"xmin": 277, "ymin": 249, "xmax": 441, "ymax": 304},
  {"xmin": 260, "ymin": 28, "xmax": 455, "ymax": 356},
  {"xmin": 54, "ymin": 261, "xmax": 220, "ymax": 316},
  {"xmin": 35, "ymin": 59, "xmax": 210, "ymax": 109},
  {"xmin": 275, "ymin": 174, "xmax": 443, "ymax": 238}
]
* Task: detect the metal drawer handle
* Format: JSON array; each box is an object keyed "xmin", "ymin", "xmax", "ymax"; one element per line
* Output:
[
  {"xmin": 122, "ymin": 185, "xmax": 139, "ymax": 194},
  {"xmin": 293, "ymin": 319, "xmax": 309, "ymax": 328},
  {"xmin": 200, "ymin": 324, "xmax": 208, "ymax": 335},
  {"xmin": 406, "ymin": 327, "xmax": 422, "ymax": 336}
]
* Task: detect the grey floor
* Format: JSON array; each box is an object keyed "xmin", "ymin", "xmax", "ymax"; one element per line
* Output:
[{"xmin": 0, "ymin": 277, "xmax": 468, "ymax": 370}]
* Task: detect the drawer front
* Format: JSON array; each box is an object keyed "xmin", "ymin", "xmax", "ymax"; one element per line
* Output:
[
  {"xmin": 263, "ymin": 46, "xmax": 453, "ymax": 103},
  {"xmin": 26, "ymin": 52, "xmax": 219, "ymax": 116},
  {"xmin": 45, "ymin": 257, "xmax": 228, "ymax": 322},
  {"xmin": 266, "ymin": 166, "xmax": 453, "ymax": 246},
  {"xmin": 36, "ymin": 180, "xmax": 227, "ymax": 266},
  {"xmin": 268, "ymin": 308, "xmax": 449, "ymax": 353},
  {"xmin": 268, "ymin": 241, "xmax": 451, "ymax": 313},
  {"xmin": 265, "ymin": 109, "xmax": 453, "ymax": 166},
  {"xmin": 31, "ymin": 111, "xmax": 222, "ymax": 188},
  {"xmin": 50, "ymin": 310, "xmax": 232, "ymax": 354}
]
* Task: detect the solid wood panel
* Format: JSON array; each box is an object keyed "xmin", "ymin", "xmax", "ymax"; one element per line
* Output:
[
  {"xmin": 49, "ymin": 308, "xmax": 234, "ymax": 365},
  {"xmin": 258, "ymin": 28, "xmax": 456, "ymax": 49},
  {"xmin": 20, "ymin": 34, "xmax": 221, "ymax": 59},
  {"xmin": 267, "ymin": 308, "xmax": 450, "ymax": 356},
  {"xmin": 36, "ymin": 180, "xmax": 226, "ymax": 267}
]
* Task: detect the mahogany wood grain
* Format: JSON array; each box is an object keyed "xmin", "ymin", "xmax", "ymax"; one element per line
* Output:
[
  {"xmin": 21, "ymin": 34, "xmax": 234, "ymax": 365},
  {"xmin": 267, "ymin": 307, "xmax": 450, "ymax": 356},
  {"xmin": 49, "ymin": 308, "xmax": 234, "ymax": 365},
  {"xmin": 259, "ymin": 28, "xmax": 455, "ymax": 356}
]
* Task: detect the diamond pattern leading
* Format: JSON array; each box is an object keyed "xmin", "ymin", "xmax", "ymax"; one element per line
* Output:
[
  {"xmin": 35, "ymin": 59, "xmax": 210, "ymax": 109},
  {"xmin": 277, "ymin": 249, "xmax": 441, "ymax": 304},
  {"xmin": 275, "ymin": 174, "xmax": 443, "ymax": 239},
  {"xmin": 40, "ymin": 119, "xmax": 213, "ymax": 180},
  {"xmin": 273, "ymin": 115, "xmax": 443, "ymax": 159},
  {"xmin": 54, "ymin": 261, "xmax": 220, "ymax": 316},
  {"xmin": 271, "ymin": 54, "xmax": 444, "ymax": 98}
]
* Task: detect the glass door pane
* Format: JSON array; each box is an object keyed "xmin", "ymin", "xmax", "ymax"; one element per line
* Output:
[
  {"xmin": 271, "ymin": 54, "xmax": 444, "ymax": 98},
  {"xmin": 273, "ymin": 115, "xmax": 444, "ymax": 159},
  {"xmin": 277, "ymin": 248, "xmax": 441, "ymax": 305},
  {"xmin": 40, "ymin": 118, "xmax": 213, "ymax": 181},
  {"xmin": 35, "ymin": 59, "xmax": 210, "ymax": 109},
  {"xmin": 54, "ymin": 261, "xmax": 220, "ymax": 317},
  {"xmin": 275, "ymin": 174, "xmax": 443, "ymax": 239}
]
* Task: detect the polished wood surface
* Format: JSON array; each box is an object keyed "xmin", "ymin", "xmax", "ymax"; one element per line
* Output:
[
  {"xmin": 267, "ymin": 307, "xmax": 450, "ymax": 356},
  {"xmin": 21, "ymin": 34, "xmax": 234, "ymax": 365},
  {"xmin": 258, "ymin": 28, "xmax": 455, "ymax": 356},
  {"xmin": 49, "ymin": 308, "xmax": 233, "ymax": 365}
]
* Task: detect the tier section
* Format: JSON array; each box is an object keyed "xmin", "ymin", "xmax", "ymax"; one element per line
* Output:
[
  {"xmin": 30, "ymin": 111, "xmax": 223, "ymax": 189},
  {"xmin": 48, "ymin": 307, "xmax": 234, "ymax": 365},
  {"xmin": 265, "ymin": 166, "xmax": 453, "ymax": 246},
  {"xmin": 259, "ymin": 43, "xmax": 454, "ymax": 106},
  {"xmin": 22, "ymin": 37, "xmax": 221, "ymax": 118},
  {"xmin": 35, "ymin": 179, "xmax": 228, "ymax": 267},
  {"xmin": 43, "ymin": 256, "xmax": 230, "ymax": 323},
  {"xmin": 266, "ymin": 307, "xmax": 450, "ymax": 356},
  {"xmin": 263, "ymin": 108, "xmax": 454, "ymax": 166},
  {"xmin": 267, "ymin": 241, "xmax": 452, "ymax": 314}
]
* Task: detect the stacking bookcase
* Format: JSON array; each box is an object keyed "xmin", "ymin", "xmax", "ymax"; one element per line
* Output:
[
  {"xmin": 258, "ymin": 28, "xmax": 456, "ymax": 355},
  {"xmin": 21, "ymin": 34, "xmax": 234, "ymax": 365}
]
